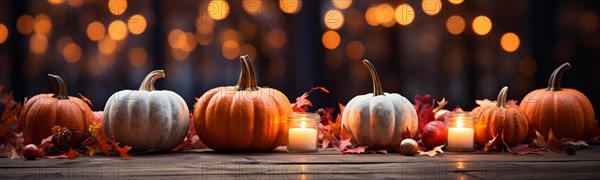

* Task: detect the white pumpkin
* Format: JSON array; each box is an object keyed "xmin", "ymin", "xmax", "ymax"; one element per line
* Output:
[
  {"xmin": 103, "ymin": 70, "xmax": 189, "ymax": 153},
  {"xmin": 342, "ymin": 60, "xmax": 418, "ymax": 149}
]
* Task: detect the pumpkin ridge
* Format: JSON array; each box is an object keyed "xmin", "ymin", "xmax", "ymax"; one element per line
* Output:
[
  {"xmin": 265, "ymin": 89, "xmax": 285, "ymax": 150},
  {"xmin": 206, "ymin": 88, "xmax": 225, "ymax": 150},
  {"xmin": 194, "ymin": 89, "xmax": 218, "ymax": 150}
]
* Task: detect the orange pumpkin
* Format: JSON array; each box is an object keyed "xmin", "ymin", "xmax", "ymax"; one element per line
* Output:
[
  {"xmin": 194, "ymin": 55, "xmax": 292, "ymax": 152},
  {"xmin": 519, "ymin": 63, "xmax": 595, "ymax": 140},
  {"xmin": 20, "ymin": 74, "xmax": 94, "ymax": 146},
  {"xmin": 473, "ymin": 86, "xmax": 529, "ymax": 147}
]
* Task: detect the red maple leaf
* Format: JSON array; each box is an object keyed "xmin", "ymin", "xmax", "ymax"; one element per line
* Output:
[{"xmin": 291, "ymin": 87, "xmax": 329, "ymax": 112}]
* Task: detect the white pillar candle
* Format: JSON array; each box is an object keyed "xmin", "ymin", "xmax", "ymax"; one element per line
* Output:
[
  {"xmin": 288, "ymin": 121, "xmax": 317, "ymax": 151},
  {"xmin": 447, "ymin": 120, "xmax": 474, "ymax": 150}
]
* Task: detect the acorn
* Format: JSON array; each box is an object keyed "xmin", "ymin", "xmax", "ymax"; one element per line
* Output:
[{"xmin": 400, "ymin": 139, "xmax": 419, "ymax": 156}]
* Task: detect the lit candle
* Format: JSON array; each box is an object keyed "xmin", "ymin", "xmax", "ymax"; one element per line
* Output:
[
  {"xmin": 446, "ymin": 112, "xmax": 475, "ymax": 151},
  {"xmin": 447, "ymin": 120, "xmax": 474, "ymax": 149},
  {"xmin": 288, "ymin": 120, "xmax": 318, "ymax": 152}
]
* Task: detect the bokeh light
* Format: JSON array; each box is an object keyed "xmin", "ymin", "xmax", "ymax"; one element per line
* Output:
[
  {"xmin": 322, "ymin": 30, "xmax": 340, "ymax": 49},
  {"xmin": 448, "ymin": 0, "xmax": 463, "ymax": 5},
  {"xmin": 500, "ymin": 32, "xmax": 520, "ymax": 52},
  {"xmin": 222, "ymin": 40, "xmax": 241, "ymax": 60},
  {"xmin": 108, "ymin": 20, "xmax": 128, "ymax": 41},
  {"xmin": 172, "ymin": 48, "xmax": 189, "ymax": 61},
  {"xmin": 395, "ymin": 4, "xmax": 415, "ymax": 26},
  {"xmin": 128, "ymin": 47, "xmax": 148, "ymax": 67},
  {"xmin": 17, "ymin": 15, "xmax": 34, "ymax": 35},
  {"xmin": 0, "ymin": 24, "xmax": 7, "ymax": 44},
  {"xmin": 519, "ymin": 57, "xmax": 537, "ymax": 76},
  {"xmin": 181, "ymin": 32, "xmax": 197, "ymax": 52},
  {"xmin": 108, "ymin": 0, "xmax": 128, "ymax": 15},
  {"xmin": 267, "ymin": 28, "xmax": 286, "ymax": 49},
  {"xmin": 239, "ymin": 21, "xmax": 257, "ymax": 40},
  {"xmin": 56, "ymin": 36, "xmax": 73, "ymax": 53},
  {"xmin": 207, "ymin": 0, "xmax": 230, "ymax": 20},
  {"xmin": 365, "ymin": 6, "xmax": 379, "ymax": 26},
  {"xmin": 30, "ymin": 34, "xmax": 48, "ymax": 54},
  {"xmin": 63, "ymin": 43, "xmax": 82, "ymax": 63},
  {"xmin": 219, "ymin": 29, "xmax": 239, "ymax": 43},
  {"xmin": 196, "ymin": 30, "xmax": 214, "ymax": 46},
  {"xmin": 168, "ymin": 29, "xmax": 185, "ymax": 49},
  {"xmin": 324, "ymin": 9, "xmax": 344, "ymax": 30},
  {"xmin": 98, "ymin": 36, "xmax": 117, "ymax": 54},
  {"xmin": 33, "ymin": 14, "xmax": 52, "ymax": 35},
  {"xmin": 128, "ymin": 14, "xmax": 147, "ymax": 35},
  {"xmin": 376, "ymin": 4, "xmax": 395, "ymax": 27},
  {"xmin": 346, "ymin": 41, "xmax": 365, "ymax": 60},
  {"xmin": 446, "ymin": 15, "xmax": 466, "ymax": 35},
  {"xmin": 280, "ymin": 0, "xmax": 302, "ymax": 14},
  {"xmin": 332, "ymin": 0, "xmax": 352, "ymax": 10},
  {"xmin": 580, "ymin": 11, "xmax": 599, "ymax": 33},
  {"xmin": 243, "ymin": 0, "xmax": 262, "ymax": 15},
  {"xmin": 472, "ymin": 15, "xmax": 493, "ymax": 35},
  {"xmin": 240, "ymin": 44, "xmax": 257, "ymax": 60},
  {"xmin": 87, "ymin": 21, "xmax": 105, "ymax": 41},
  {"xmin": 48, "ymin": 0, "xmax": 64, "ymax": 5},
  {"xmin": 422, "ymin": 0, "xmax": 442, "ymax": 16}
]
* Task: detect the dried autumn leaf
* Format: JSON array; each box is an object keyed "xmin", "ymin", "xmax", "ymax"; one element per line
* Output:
[
  {"xmin": 88, "ymin": 147, "xmax": 96, "ymax": 156},
  {"xmin": 510, "ymin": 144, "xmax": 541, "ymax": 155},
  {"xmin": 419, "ymin": 145, "xmax": 444, "ymax": 156},
  {"xmin": 79, "ymin": 93, "xmax": 94, "ymax": 108},
  {"xmin": 113, "ymin": 142, "xmax": 132, "ymax": 159},
  {"xmin": 483, "ymin": 133, "xmax": 499, "ymax": 152},
  {"xmin": 65, "ymin": 148, "xmax": 79, "ymax": 159},
  {"xmin": 9, "ymin": 147, "xmax": 20, "ymax": 159},
  {"xmin": 291, "ymin": 87, "xmax": 331, "ymax": 112},
  {"xmin": 342, "ymin": 145, "xmax": 368, "ymax": 154},
  {"xmin": 291, "ymin": 93, "xmax": 310, "ymax": 112},
  {"xmin": 475, "ymin": 99, "xmax": 496, "ymax": 107},
  {"xmin": 311, "ymin": 87, "xmax": 330, "ymax": 94}
]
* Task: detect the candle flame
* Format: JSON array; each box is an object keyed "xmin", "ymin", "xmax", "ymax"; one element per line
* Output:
[
  {"xmin": 301, "ymin": 121, "xmax": 305, "ymax": 129},
  {"xmin": 456, "ymin": 120, "xmax": 463, "ymax": 128}
]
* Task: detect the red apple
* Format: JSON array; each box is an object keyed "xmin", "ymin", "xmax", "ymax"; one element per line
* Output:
[
  {"xmin": 22, "ymin": 144, "xmax": 41, "ymax": 160},
  {"xmin": 422, "ymin": 121, "xmax": 447, "ymax": 149}
]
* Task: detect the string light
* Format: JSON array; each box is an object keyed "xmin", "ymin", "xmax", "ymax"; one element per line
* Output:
[
  {"xmin": 87, "ymin": 21, "xmax": 105, "ymax": 41},
  {"xmin": 207, "ymin": 0, "xmax": 230, "ymax": 20},
  {"xmin": 108, "ymin": 0, "xmax": 128, "ymax": 15},
  {"xmin": 0, "ymin": 24, "xmax": 7, "ymax": 44},
  {"xmin": 128, "ymin": 14, "xmax": 147, "ymax": 35},
  {"xmin": 446, "ymin": 15, "xmax": 465, "ymax": 35},
  {"xmin": 324, "ymin": 9, "xmax": 344, "ymax": 30},
  {"xmin": 500, "ymin": 32, "xmax": 520, "ymax": 52},
  {"xmin": 395, "ymin": 4, "xmax": 415, "ymax": 26},
  {"xmin": 472, "ymin": 15, "xmax": 493, "ymax": 35},
  {"xmin": 422, "ymin": 0, "xmax": 442, "ymax": 16},
  {"xmin": 322, "ymin": 30, "xmax": 340, "ymax": 49},
  {"xmin": 108, "ymin": 20, "xmax": 128, "ymax": 41},
  {"xmin": 280, "ymin": 0, "xmax": 302, "ymax": 14}
]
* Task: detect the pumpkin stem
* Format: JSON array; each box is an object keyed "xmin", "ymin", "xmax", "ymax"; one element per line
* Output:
[
  {"xmin": 235, "ymin": 55, "xmax": 259, "ymax": 91},
  {"xmin": 363, "ymin": 59, "xmax": 384, "ymax": 96},
  {"xmin": 547, "ymin": 62, "xmax": 571, "ymax": 91},
  {"xmin": 496, "ymin": 86, "xmax": 509, "ymax": 108},
  {"xmin": 139, "ymin": 70, "xmax": 165, "ymax": 91},
  {"xmin": 48, "ymin": 74, "xmax": 69, "ymax": 99}
]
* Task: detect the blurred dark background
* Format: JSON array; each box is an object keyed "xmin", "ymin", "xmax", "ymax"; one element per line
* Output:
[{"xmin": 0, "ymin": 0, "xmax": 598, "ymax": 118}]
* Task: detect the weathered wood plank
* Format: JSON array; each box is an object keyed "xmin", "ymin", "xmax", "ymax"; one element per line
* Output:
[{"xmin": 1, "ymin": 146, "xmax": 599, "ymax": 179}]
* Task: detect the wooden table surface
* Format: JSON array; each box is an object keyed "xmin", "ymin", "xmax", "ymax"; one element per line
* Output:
[{"xmin": 1, "ymin": 145, "xmax": 600, "ymax": 179}]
